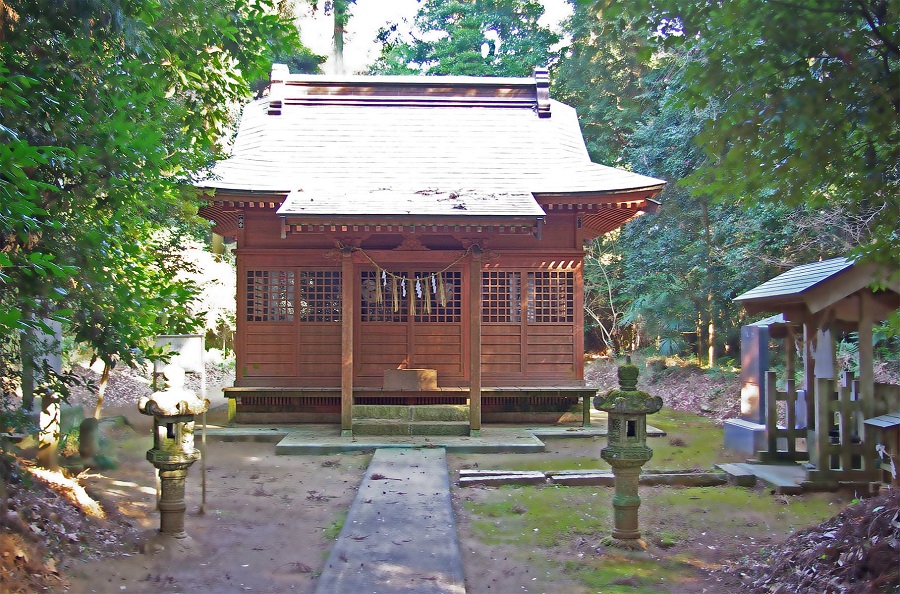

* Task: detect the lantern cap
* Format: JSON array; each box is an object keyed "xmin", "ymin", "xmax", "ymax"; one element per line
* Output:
[
  {"xmin": 139, "ymin": 389, "xmax": 209, "ymax": 417},
  {"xmin": 593, "ymin": 360, "xmax": 662, "ymax": 414}
]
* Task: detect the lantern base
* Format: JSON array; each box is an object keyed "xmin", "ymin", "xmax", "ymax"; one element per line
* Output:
[
  {"xmin": 141, "ymin": 531, "xmax": 200, "ymax": 558},
  {"xmin": 598, "ymin": 535, "xmax": 649, "ymax": 553}
]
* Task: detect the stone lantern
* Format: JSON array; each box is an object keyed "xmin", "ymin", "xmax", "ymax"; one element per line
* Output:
[
  {"xmin": 593, "ymin": 359, "xmax": 662, "ymax": 549},
  {"xmin": 138, "ymin": 368, "xmax": 209, "ymax": 539}
]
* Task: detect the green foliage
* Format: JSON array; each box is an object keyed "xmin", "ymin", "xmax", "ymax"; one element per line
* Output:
[
  {"xmin": 553, "ymin": 4, "xmax": 655, "ymax": 165},
  {"xmin": 369, "ymin": 0, "xmax": 560, "ymax": 76},
  {"xmin": 0, "ymin": 0, "xmax": 301, "ymax": 409},
  {"xmin": 565, "ymin": 8, "xmax": 889, "ymax": 358},
  {"xmin": 595, "ymin": 0, "xmax": 900, "ymax": 273}
]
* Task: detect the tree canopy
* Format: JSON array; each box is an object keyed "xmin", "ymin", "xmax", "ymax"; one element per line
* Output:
[
  {"xmin": 370, "ymin": 0, "xmax": 560, "ymax": 76},
  {"xmin": 596, "ymin": 0, "xmax": 899, "ymax": 273},
  {"xmin": 0, "ymin": 0, "xmax": 302, "ymax": 406}
]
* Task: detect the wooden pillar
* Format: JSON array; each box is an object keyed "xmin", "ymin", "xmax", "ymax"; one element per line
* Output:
[
  {"xmin": 785, "ymin": 326, "xmax": 795, "ymax": 379},
  {"xmin": 858, "ymin": 292, "xmax": 876, "ymax": 472},
  {"xmin": 802, "ymin": 320, "xmax": 818, "ymax": 430},
  {"xmin": 469, "ymin": 248, "xmax": 483, "ymax": 436},
  {"xmin": 803, "ymin": 319, "xmax": 819, "ymax": 467},
  {"xmin": 341, "ymin": 250, "xmax": 354, "ymax": 436}
]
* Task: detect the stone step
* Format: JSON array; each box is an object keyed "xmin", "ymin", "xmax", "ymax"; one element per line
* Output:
[
  {"xmin": 459, "ymin": 471, "xmax": 547, "ymax": 487},
  {"xmin": 353, "ymin": 404, "xmax": 469, "ymax": 422},
  {"xmin": 352, "ymin": 419, "xmax": 471, "ymax": 437},
  {"xmin": 716, "ymin": 463, "xmax": 758, "ymax": 487},
  {"xmin": 738, "ymin": 462, "xmax": 806, "ymax": 494}
]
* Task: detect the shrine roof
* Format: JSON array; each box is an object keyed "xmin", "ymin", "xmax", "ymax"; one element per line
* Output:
[
  {"xmin": 277, "ymin": 187, "xmax": 545, "ymax": 219},
  {"xmin": 198, "ymin": 68, "xmax": 665, "ymax": 205}
]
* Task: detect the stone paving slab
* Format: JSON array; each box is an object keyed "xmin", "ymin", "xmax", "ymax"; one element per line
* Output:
[
  {"xmin": 458, "ymin": 471, "xmax": 547, "ymax": 487},
  {"xmin": 717, "ymin": 463, "xmax": 758, "ymax": 487},
  {"xmin": 271, "ymin": 425, "xmax": 547, "ymax": 455},
  {"xmin": 205, "ymin": 420, "xmax": 666, "ymax": 454},
  {"xmin": 314, "ymin": 448, "xmax": 466, "ymax": 594},
  {"xmin": 735, "ymin": 462, "xmax": 806, "ymax": 494}
]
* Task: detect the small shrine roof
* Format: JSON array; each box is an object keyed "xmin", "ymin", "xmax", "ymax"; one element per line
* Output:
[
  {"xmin": 735, "ymin": 257, "xmax": 899, "ymax": 323},
  {"xmin": 735, "ymin": 258, "xmax": 855, "ymax": 302}
]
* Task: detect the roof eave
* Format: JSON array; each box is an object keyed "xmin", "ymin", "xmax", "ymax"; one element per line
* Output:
[{"xmin": 280, "ymin": 213, "xmax": 545, "ymax": 227}]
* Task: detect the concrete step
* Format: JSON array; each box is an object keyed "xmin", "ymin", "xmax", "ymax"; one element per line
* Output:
[
  {"xmin": 353, "ymin": 404, "xmax": 469, "ymax": 422},
  {"xmin": 352, "ymin": 419, "xmax": 471, "ymax": 436}
]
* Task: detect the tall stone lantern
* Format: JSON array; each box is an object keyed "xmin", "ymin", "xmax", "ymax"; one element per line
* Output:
[
  {"xmin": 138, "ymin": 368, "xmax": 209, "ymax": 539},
  {"xmin": 593, "ymin": 359, "xmax": 662, "ymax": 549}
]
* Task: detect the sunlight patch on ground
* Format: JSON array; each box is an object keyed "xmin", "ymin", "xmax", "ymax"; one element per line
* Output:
[{"xmin": 28, "ymin": 466, "xmax": 106, "ymax": 519}]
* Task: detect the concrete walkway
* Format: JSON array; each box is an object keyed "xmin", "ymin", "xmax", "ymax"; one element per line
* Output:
[{"xmin": 314, "ymin": 448, "xmax": 466, "ymax": 594}]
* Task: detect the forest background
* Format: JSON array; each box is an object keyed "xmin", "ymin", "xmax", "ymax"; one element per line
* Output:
[{"xmin": 1, "ymin": 0, "xmax": 897, "ymax": 425}]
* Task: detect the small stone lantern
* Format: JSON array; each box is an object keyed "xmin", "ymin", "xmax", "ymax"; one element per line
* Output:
[
  {"xmin": 138, "ymin": 368, "xmax": 209, "ymax": 539},
  {"xmin": 593, "ymin": 359, "xmax": 662, "ymax": 549}
]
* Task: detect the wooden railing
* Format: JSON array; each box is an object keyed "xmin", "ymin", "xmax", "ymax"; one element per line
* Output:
[
  {"xmin": 806, "ymin": 373, "xmax": 880, "ymax": 483},
  {"xmin": 757, "ymin": 371, "xmax": 809, "ymax": 462}
]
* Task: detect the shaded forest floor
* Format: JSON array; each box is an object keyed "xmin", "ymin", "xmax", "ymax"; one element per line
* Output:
[{"xmin": 1, "ymin": 357, "xmax": 898, "ymax": 593}]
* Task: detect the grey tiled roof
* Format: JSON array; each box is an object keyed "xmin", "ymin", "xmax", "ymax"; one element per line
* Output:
[
  {"xmin": 198, "ymin": 74, "xmax": 665, "ymax": 218},
  {"xmin": 278, "ymin": 187, "xmax": 545, "ymax": 219},
  {"xmin": 735, "ymin": 258, "xmax": 854, "ymax": 302}
]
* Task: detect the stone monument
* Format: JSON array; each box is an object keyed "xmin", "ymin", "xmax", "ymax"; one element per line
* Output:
[{"xmin": 593, "ymin": 358, "xmax": 663, "ymax": 549}]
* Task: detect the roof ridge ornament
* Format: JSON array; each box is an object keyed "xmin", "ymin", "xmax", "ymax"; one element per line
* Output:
[
  {"xmin": 534, "ymin": 67, "xmax": 551, "ymax": 118},
  {"xmin": 267, "ymin": 63, "xmax": 289, "ymax": 115}
]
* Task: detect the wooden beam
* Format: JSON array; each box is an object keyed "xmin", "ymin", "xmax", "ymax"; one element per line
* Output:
[
  {"xmin": 341, "ymin": 250, "xmax": 354, "ymax": 435},
  {"xmin": 469, "ymin": 248, "xmax": 483, "ymax": 436}
]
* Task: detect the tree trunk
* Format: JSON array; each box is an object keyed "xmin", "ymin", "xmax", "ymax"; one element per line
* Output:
[
  {"xmin": 332, "ymin": 1, "xmax": 347, "ymax": 74},
  {"xmin": 701, "ymin": 198, "xmax": 715, "ymax": 367},
  {"xmin": 93, "ymin": 362, "xmax": 111, "ymax": 420}
]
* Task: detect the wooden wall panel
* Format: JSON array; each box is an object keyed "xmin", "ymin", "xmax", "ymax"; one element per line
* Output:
[
  {"xmin": 482, "ymin": 324, "xmax": 523, "ymax": 375},
  {"xmin": 298, "ymin": 324, "xmax": 342, "ymax": 377},
  {"xmin": 358, "ymin": 324, "xmax": 408, "ymax": 381},
  {"xmin": 243, "ymin": 324, "xmax": 296, "ymax": 377},
  {"xmin": 525, "ymin": 323, "xmax": 575, "ymax": 374},
  {"xmin": 412, "ymin": 323, "xmax": 463, "ymax": 378}
]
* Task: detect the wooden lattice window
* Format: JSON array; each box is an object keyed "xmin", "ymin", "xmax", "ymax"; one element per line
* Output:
[
  {"xmin": 296, "ymin": 270, "xmax": 341, "ymax": 322},
  {"xmin": 360, "ymin": 270, "xmax": 461, "ymax": 323},
  {"xmin": 526, "ymin": 271, "xmax": 574, "ymax": 323},
  {"xmin": 361, "ymin": 270, "xmax": 408, "ymax": 322},
  {"xmin": 414, "ymin": 271, "xmax": 461, "ymax": 323},
  {"xmin": 246, "ymin": 270, "xmax": 294, "ymax": 322},
  {"xmin": 482, "ymin": 271, "xmax": 521, "ymax": 322}
]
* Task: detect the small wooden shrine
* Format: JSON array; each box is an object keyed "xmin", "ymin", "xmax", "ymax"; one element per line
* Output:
[
  {"xmin": 735, "ymin": 257, "xmax": 900, "ymax": 487},
  {"xmin": 198, "ymin": 66, "xmax": 665, "ymax": 434}
]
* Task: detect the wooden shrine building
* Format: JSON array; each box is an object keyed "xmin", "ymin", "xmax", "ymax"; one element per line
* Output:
[
  {"xmin": 198, "ymin": 66, "xmax": 664, "ymax": 435},
  {"xmin": 735, "ymin": 257, "xmax": 899, "ymax": 487}
]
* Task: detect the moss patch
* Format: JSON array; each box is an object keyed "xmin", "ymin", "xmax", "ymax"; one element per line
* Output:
[{"xmin": 452, "ymin": 408, "xmax": 850, "ymax": 593}]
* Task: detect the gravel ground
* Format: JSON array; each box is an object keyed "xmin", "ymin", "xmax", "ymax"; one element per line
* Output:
[{"xmin": 66, "ymin": 362, "xmax": 234, "ymax": 411}]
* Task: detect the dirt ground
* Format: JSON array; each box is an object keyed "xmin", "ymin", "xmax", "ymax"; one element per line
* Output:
[
  {"xmin": 5, "ymin": 359, "xmax": 895, "ymax": 593},
  {"xmin": 60, "ymin": 408, "xmax": 370, "ymax": 594},
  {"xmin": 3, "ymin": 406, "xmax": 883, "ymax": 594}
]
